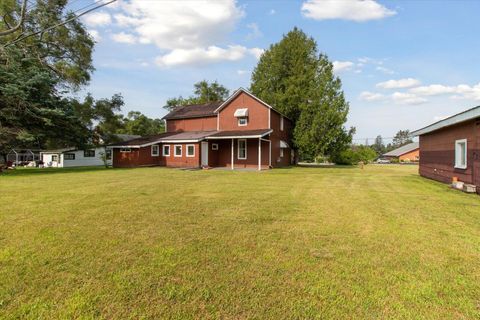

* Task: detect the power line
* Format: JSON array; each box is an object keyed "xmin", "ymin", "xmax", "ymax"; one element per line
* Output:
[{"xmin": 3, "ymin": 0, "xmax": 116, "ymax": 47}]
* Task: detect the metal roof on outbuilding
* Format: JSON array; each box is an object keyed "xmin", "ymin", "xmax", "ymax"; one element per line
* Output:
[{"xmin": 383, "ymin": 142, "xmax": 419, "ymax": 157}]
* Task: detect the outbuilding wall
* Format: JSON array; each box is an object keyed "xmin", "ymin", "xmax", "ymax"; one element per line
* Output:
[
  {"xmin": 399, "ymin": 149, "xmax": 420, "ymax": 162},
  {"xmin": 418, "ymin": 119, "xmax": 479, "ymax": 192}
]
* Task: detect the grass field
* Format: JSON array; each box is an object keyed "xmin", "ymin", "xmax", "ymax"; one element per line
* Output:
[{"xmin": 1, "ymin": 165, "xmax": 479, "ymax": 319}]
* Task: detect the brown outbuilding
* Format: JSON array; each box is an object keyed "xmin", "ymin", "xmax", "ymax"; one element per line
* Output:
[{"xmin": 412, "ymin": 106, "xmax": 480, "ymax": 194}]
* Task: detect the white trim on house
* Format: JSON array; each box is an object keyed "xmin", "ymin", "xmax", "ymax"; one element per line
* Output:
[
  {"xmin": 238, "ymin": 139, "xmax": 247, "ymax": 160},
  {"xmin": 174, "ymin": 144, "xmax": 182, "ymax": 157},
  {"xmin": 280, "ymin": 116, "xmax": 284, "ymax": 131},
  {"xmin": 151, "ymin": 145, "xmax": 159, "ymax": 156},
  {"xmin": 186, "ymin": 144, "xmax": 195, "ymax": 157},
  {"xmin": 412, "ymin": 106, "xmax": 480, "ymax": 136},
  {"xmin": 163, "ymin": 145, "xmax": 170, "ymax": 156},
  {"xmin": 207, "ymin": 130, "xmax": 273, "ymax": 140},
  {"xmin": 455, "ymin": 139, "xmax": 467, "ymax": 169},
  {"xmin": 268, "ymin": 108, "xmax": 271, "ymax": 129}
]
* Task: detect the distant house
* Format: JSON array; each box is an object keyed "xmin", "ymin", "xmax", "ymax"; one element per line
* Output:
[
  {"xmin": 382, "ymin": 142, "xmax": 419, "ymax": 162},
  {"xmin": 108, "ymin": 88, "xmax": 293, "ymax": 170},
  {"xmin": 41, "ymin": 147, "xmax": 111, "ymax": 168},
  {"xmin": 412, "ymin": 106, "xmax": 480, "ymax": 193}
]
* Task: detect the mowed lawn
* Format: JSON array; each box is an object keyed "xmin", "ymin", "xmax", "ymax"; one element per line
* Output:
[{"xmin": 1, "ymin": 165, "xmax": 480, "ymax": 319}]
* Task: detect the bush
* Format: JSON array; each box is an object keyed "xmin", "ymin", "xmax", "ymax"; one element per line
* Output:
[{"xmin": 331, "ymin": 146, "xmax": 377, "ymax": 165}]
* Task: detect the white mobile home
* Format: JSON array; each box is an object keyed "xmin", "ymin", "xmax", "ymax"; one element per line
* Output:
[{"xmin": 41, "ymin": 147, "xmax": 112, "ymax": 168}]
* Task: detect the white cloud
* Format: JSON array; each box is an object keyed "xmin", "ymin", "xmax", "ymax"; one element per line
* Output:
[
  {"xmin": 246, "ymin": 23, "xmax": 262, "ymax": 39},
  {"xmin": 332, "ymin": 60, "xmax": 354, "ymax": 73},
  {"xmin": 83, "ymin": 11, "xmax": 111, "ymax": 27},
  {"xmin": 359, "ymin": 91, "xmax": 385, "ymax": 102},
  {"xmin": 410, "ymin": 83, "xmax": 480, "ymax": 101},
  {"xmin": 376, "ymin": 78, "xmax": 421, "ymax": 89},
  {"xmin": 237, "ymin": 69, "xmax": 248, "ymax": 75},
  {"xmin": 115, "ymin": 0, "xmax": 244, "ymax": 50},
  {"xmin": 112, "ymin": 32, "xmax": 137, "ymax": 44},
  {"xmin": 392, "ymin": 92, "xmax": 427, "ymax": 105},
  {"xmin": 155, "ymin": 45, "xmax": 261, "ymax": 67},
  {"xmin": 249, "ymin": 48, "xmax": 264, "ymax": 60},
  {"xmin": 88, "ymin": 29, "xmax": 102, "ymax": 42},
  {"xmin": 301, "ymin": 0, "xmax": 396, "ymax": 22},
  {"xmin": 376, "ymin": 66, "xmax": 394, "ymax": 74}
]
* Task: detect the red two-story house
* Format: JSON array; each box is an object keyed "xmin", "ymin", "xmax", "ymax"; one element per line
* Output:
[{"xmin": 108, "ymin": 88, "xmax": 293, "ymax": 170}]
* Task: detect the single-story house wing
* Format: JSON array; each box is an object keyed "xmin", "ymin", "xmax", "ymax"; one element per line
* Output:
[{"xmin": 382, "ymin": 142, "xmax": 419, "ymax": 162}]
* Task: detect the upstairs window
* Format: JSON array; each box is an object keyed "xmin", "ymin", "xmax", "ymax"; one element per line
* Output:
[
  {"xmin": 84, "ymin": 149, "xmax": 95, "ymax": 157},
  {"xmin": 238, "ymin": 117, "xmax": 248, "ymax": 126},
  {"xmin": 455, "ymin": 139, "xmax": 467, "ymax": 169},
  {"xmin": 151, "ymin": 145, "xmax": 159, "ymax": 157}
]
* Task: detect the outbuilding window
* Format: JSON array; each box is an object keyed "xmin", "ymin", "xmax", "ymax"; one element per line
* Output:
[
  {"xmin": 51, "ymin": 155, "xmax": 58, "ymax": 162},
  {"xmin": 120, "ymin": 148, "xmax": 131, "ymax": 153},
  {"xmin": 174, "ymin": 145, "xmax": 182, "ymax": 157},
  {"xmin": 151, "ymin": 145, "xmax": 159, "ymax": 156},
  {"xmin": 212, "ymin": 143, "xmax": 218, "ymax": 150},
  {"xmin": 64, "ymin": 153, "xmax": 75, "ymax": 160},
  {"xmin": 455, "ymin": 139, "xmax": 467, "ymax": 169},
  {"xmin": 84, "ymin": 149, "xmax": 95, "ymax": 157},
  {"xmin": 238, "ymin": 139, "xmax": 247, "ymax": 160},
  {"xmin": 163, "ymin": 145, "xmax": 170, "ymax": 156},
  {"xmin": 106, "ymin": 149, "xmax": 112, "ymax": 160},
  {"xmin": 186, "ymin": 144, "xmax": 195, "ymax": 157}
]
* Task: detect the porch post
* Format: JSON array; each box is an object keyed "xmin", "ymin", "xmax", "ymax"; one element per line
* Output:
[
  {"xmin": 268, "ymin": 140, "xmax": 271, "ymax": 168},
  {"xmin": 231, "ymin": 138, "xmax": 234, "ymax": 170},
  {"xmin": 258, "ymin": 138, "xmax": 261, "ymax": 170}
]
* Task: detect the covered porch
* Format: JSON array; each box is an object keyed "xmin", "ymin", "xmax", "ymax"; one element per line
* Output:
[{"xmin": 202, "ymin": 129, "xmax": 272, "ymax": 170}]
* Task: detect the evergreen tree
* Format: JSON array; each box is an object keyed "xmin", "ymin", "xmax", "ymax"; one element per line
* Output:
[{"xmin": 250, "ymin": 27, "xmax": 354, "ymax": 160}]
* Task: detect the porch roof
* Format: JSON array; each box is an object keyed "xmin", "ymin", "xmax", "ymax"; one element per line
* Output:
[{"xmin": 207, "ymin": 129, "xmax": 272, "ymax": 139}]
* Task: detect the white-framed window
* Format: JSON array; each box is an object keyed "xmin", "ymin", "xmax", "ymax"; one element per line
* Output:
[
  {"xmin": 174, "ymin": 145, "xmax": 182, "ymax": 157},
  {"xmin": 106, "ymin": 149, "xmax": 112, "ymax": 160},
  {"xmin": 238, "ymin": 139, "xmax": 247, "ymax": 159},
  {"xmin": 151, "ymin": 145, "xmax": 159, "ymax": 156},
  {"xmin": 64, "ymin": 153, "xmax": 75, "ymax": 160},
  {"xmin": 163, "ymin": 145, "xmax": 170, "ymax": 157},
  {"xmin": 120, "ymin": 148, "xmax": 131, "ymax": 153},
  {"xmin": 280, "ymin": 148, "xmax": 284, "ymax": 158},
  {"xmin": 186, "ymin": 144, "xmax": 195, "ymax": 157},
  {"xmin": 238, "ymin": 117, "xmax": 248, "ymax": 126},
  {"xmin": 455, "ymin": 139, "xmax": 467, "ymax": 169},
  {"xmin": 212, "ymin": 143, "xmax": 218, "ymax": 150},
  {"xmin": 84, "ymin": 149, "xmax": 95, "ymax": 157},
  {"xmin": 51, "ymin": 155, "xmax": 58, "ymax": 161},
  {"xmin": 280, "ymin": 116, "xmax": 284, "ymax": 131}
]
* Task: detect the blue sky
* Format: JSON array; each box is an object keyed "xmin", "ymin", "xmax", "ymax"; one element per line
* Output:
[{"xmin": 76, "ymin": 0, "xmax": 480, "ymax": 143}]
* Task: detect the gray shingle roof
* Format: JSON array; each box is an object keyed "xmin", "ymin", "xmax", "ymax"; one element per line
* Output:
[
  {"xmin": 383, "ymin": 142, "xmax": 419, "ymax": 157},
  {"xmin": 162, "ymin": 101, "xmax": 222, "ymax": 120}
]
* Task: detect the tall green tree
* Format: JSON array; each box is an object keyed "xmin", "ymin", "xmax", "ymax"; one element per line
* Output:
[
  {"xmin": 0, "ymin": 0, "xmax": 96, "ymax": 159},
  {"xmin": 250, "ymin": 27, "xmax": 354, "ymax": 160},
  {"xmin": 119, "ymin": 111, "xmax": 165, "ymax": 136},
  {"xmin": 164, "ymin": 80, "xmax": 229, "ymax": 111},
  {"xmin": 392, "ymin": 130, "xmax": 413, "ymax": 148},
  {"xmin": 372, "ymin": 135, "xmax": 386, "ymax": 155}
]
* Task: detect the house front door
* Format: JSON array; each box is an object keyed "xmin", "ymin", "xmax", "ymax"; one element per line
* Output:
[{"xmin": 201, "ymin": 142, "xmax": 208, "ymax": 167}]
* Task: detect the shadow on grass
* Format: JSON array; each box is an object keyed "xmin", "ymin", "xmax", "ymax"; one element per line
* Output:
[{"xmin": 0, "ymin": 166, "xmax": 129, "ymax": 177}]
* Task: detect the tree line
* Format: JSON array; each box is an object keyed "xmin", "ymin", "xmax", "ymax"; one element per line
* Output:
[{"xmin": 1, "ymin": 1, "xmax": 410, "ymax": 164}]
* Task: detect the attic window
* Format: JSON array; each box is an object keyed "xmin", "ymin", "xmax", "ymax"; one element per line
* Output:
[
  {"xmin": 238, "ymin": 117, "xmax": 248, "ymax": 126},
  {"xmin": 234, "ymin": 108, "xmax": 248, "ymax": 117}
]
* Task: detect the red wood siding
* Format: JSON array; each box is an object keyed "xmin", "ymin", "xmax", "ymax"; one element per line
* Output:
[
  {"xmin": 269, "ymin": 110, "xmax": 292, "ymax": 167},
  {"xmin": 218, "ymin": 92, "xmax": 269, "ymax": 131},
  {"xmin": 161, "ymin": 143, "xmax": 200, "ymax": 168},
  {"xmin": 113, "ymin": 146, "xmax": 161, "ymax": 167},
  {"xmin": 166, "ymin": 117, "xmax": 217, "ymax": 132},
  {"xmin": 418, "ymin": 119, "xmax": 480, "ymax": 193},
  {"xmin": 207, "ymin": 139, "xmax": 269, "ymax": 169}
]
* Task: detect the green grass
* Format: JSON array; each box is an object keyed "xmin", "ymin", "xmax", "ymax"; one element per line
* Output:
[{"xmin": 1, "ymin": 165, "xmax": 479, "ymax": 319}]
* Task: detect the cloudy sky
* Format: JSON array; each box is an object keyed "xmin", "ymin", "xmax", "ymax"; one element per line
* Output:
[{"xmin": 77, "ymin": 0, "xmax": 480, "ymax": 143}]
